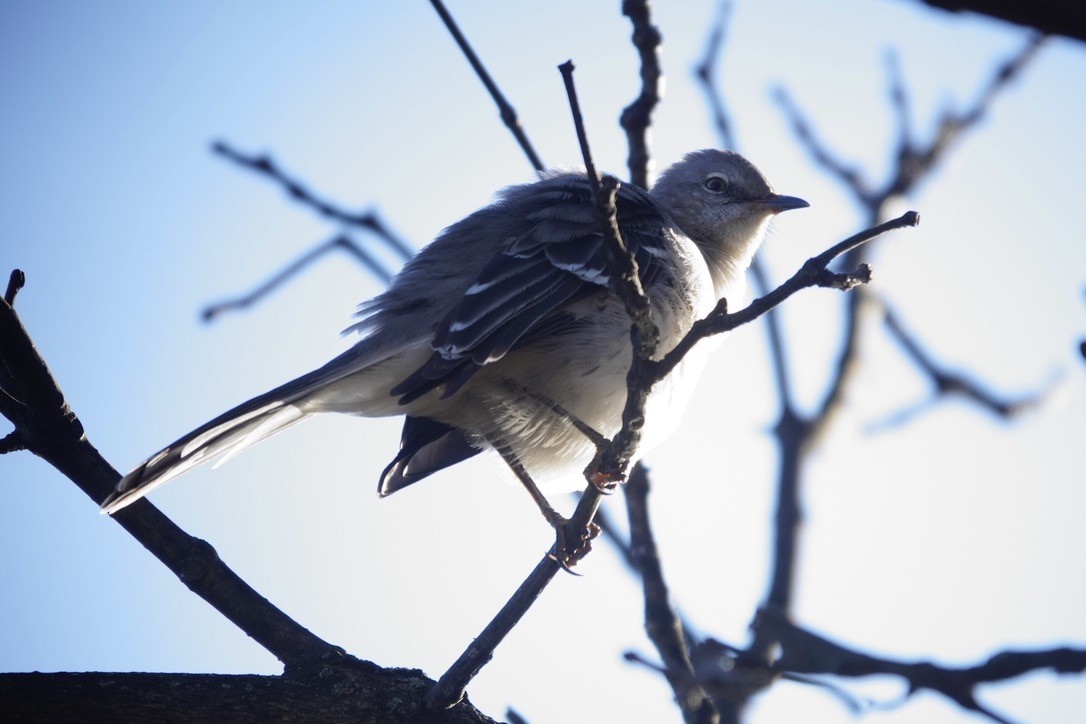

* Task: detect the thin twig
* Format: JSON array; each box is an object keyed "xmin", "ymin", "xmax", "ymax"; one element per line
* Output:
[
  {"xmin": 772, "ymin": 87, "xmax": 875, "ymax": 206},
  {"xmin": 877, "ymin": 303, "xmax": 1050, "ymax": 420},
  {"xmin": 559, "ymin": 60, "xmax": 659, "ymax": 484},
  {"xmin": 427, "ymin": 488, "xmax": 606, "ymax": 709},
  {"xmin": 200, "ymin": 235, "xmax": 392, "ymax": 322},
  {"xmin": 653, "ymin": 213, "xmax": 919, "ymax": 383},
  {"xmin": 428, "ymin": 0, "xmax": 544, "ymax": 173},
  {"xmin": 558, "ymin": 61, "xmax": 601, "ymax": 185},
  {"xmin": 693, "ymin": 1, "xmax": 736, "ymax": 151},
  {"xmin": 211, "ymin": 141, "xmax": 413, "ymax": 261}
]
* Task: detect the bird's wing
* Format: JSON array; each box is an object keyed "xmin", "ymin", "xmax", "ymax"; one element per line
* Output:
[{"xmin": 389, "ymin": 176, "xmax": 674, "ymax": 404}]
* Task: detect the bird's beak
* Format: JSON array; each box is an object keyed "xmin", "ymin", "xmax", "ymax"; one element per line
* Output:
[{"xmin": 762, "ymin": 194, "xmax": 809, "ymax": 213}]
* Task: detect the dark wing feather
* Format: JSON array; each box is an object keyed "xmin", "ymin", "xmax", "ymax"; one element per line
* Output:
[
  {"xmin": 390, "ymin": 175, "xmax": 674, "ymax": 404},
  {"xmin": 378, "ymin": 416, "xmax": 483, "ymax": 496}
]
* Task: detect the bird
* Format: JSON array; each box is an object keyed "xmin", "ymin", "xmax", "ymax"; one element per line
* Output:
[{"xmin": 101, "ymin": 149, "xmax": 807, "ymax": 561}]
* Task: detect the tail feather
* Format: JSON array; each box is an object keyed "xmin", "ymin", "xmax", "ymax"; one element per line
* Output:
[
  {"xmin": 101, "ymin": 396, "xmax": 311, "ymax": 515},
  {"xmin": 101, "ymin": 338, "xmax": 405, "ymax": 515}
]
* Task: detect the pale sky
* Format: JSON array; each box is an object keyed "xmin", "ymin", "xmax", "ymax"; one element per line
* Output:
[{"xmin": 2, "ymin": 2, "xmax": 1084, "ymax": 722}]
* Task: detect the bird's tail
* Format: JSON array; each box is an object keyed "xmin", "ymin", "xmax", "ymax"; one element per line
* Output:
[{"xmin": 100, "ymin": 341, "xmax": 403, "ymax": 515}]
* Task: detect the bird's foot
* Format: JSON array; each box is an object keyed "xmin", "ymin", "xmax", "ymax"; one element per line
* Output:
[
  {"xmin": 589, "ymin": 469, "xmax": 622, "ymax": 494},
  {"xmin": 544, "ymin": 512, "xmax": 601, "ymax": 572}
]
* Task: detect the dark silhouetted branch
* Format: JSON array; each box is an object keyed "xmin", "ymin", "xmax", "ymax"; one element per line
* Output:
[
  {"xmin": 0, "ymin": 274, "xmax": 342, "ymax": 668},
  {"xmin": 757, "ymin": 607, "xmax": 1086, "ymax": 724},
  {"xmin": 0, "ymin": 274, "xmax": 499, "ymax": 721},
  {"xmin": 913, "ymin": 0, "xmax": 1081, "ymax": 43},
  {"xmin": 4, "ymin": 268, "xmax": 25, "ymax": 305},
  {"xmin": 0, "ymin": 668, "xmax": 496, "ymax": 724}
]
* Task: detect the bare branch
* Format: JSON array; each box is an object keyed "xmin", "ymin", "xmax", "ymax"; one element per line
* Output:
[
  {"xmin": 878, "ymin": 303, "xmax": 1052, "ymax": 420},
  {"xmin": 427, "ymin": 489, "xmax": 607, "ymax": 710},
  {"xmin": 625, "ymin": 465, "xmax": 719, "ymax": 723},
  {"xmin": 756, "ymin": 608, "xmax": 1086, "ymax": 724},
  {"xmin": 885, "ymin": 50, "xmax": 914, "ymax": 154},
  {"xmin": 693, "ymin": 1, "xmax": 736, "ymax": 150},
  {"xmin": 0, "ymin": 669, "xmax": 497, "ymax": 724},
  {"xmin": 0, "ymin": 278, "xmax": 341, "ymax": 668},
  {"xmin": 211, "ymin": 141, "xmax": 413, "ymax": 261},
  {"xmin": 560, "ymin": 59, "xmax": 659, "ymax": 484},
  {"xmin": 619, "ymin": 0, "xmax": 663, "ymax": 188},
  {"xmin": 915, "ymin": 0, "xmax": 1084, "ymax": 42},
  {"xmin": 200, "ymin": 234, "xmax": 392, "ymax": 322},
  {"xmin": 0, "ymin": 430, "xmax": 27, "ymax": 454},
  {"xmin": 428, "ymin": 0, "xmax": 545, "ymax": 173},
  {"xmin": 772, "ymin": 87, "xmax": 876, "ymax": 205},
  {"xmin": 429, "ymin": 62, "xmax": 639, "ymax": 709},
  {"xmin": 654, "ymin": 213, "xmax": 919, "ymax": 382},
  {"xmin": 558, "ymin": 61, "xmax": 601, "ymax": 185},
  {"xmin": 890, "ymin": 35, "xmax": 1045, "ymax": 198}
]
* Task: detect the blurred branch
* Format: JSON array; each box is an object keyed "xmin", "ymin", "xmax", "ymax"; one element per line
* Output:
[
  {"xmin": 200, "ymin": 234, "xmax": 392, "ymax": 322},
  {"xmin": 428, "ymin": 0, "xmax": 545, "ymax": 173},
  {"xmin": 212, "ymin": 141, "xmax": 413, "ymax": 260},
  {"xmin": 205, "ymin": 141, "xmax": 414, "ymax": 322},
  {"xmin": 693, "ymin": 1, "xmax": 736, "ymax": 151},
  {"xmin": 625, "ymin": 465, "xmax": 718, "ymax": 724},
  {"xmin": 694, "ymin": 18, "xmax": 1053, "ymax": 722},
  {"xmin": 620, "ymin": 0, "xmax": 663, "ymax": 189},
  {"xmin": 775, "ymin": 35, "xmax": 1044, "ymax": 215},
  {"xmin": 757, "ymin": 607, "xmax": 1086, "ymax": 724},
  {"xmin": 867, "ymin": 302, "xmax": 1054, "ymax": 428}
]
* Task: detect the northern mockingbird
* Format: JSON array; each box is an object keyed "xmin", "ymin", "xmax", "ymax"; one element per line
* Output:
[{"xmin": 102, "ymin": 149, "xmax": 806, "ymax": 558}]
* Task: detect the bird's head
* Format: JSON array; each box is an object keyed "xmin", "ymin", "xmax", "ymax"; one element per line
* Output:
[{"xmin": 651, "ymin": 149, "xmax": 808, "ymax": 295}]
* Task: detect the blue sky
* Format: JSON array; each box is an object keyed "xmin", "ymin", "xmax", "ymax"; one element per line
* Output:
[{"xmin": 2, "ymin": 2, "xmax": 1084, "ymax": 722}]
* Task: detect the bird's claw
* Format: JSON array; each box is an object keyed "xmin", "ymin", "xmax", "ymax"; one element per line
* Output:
[
  {"xmin": 548, "ymin": 517, "xmax": 601, "ymax": 572},
  {"xmin": 589, "ymin": 470, "xmax": 622, "ymax": 494}
]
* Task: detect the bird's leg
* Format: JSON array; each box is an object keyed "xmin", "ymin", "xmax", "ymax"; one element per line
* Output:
[
  {"xmin": 501, "ymin": 381, "xmax": 618, "ymax": 495},
  {"xmin": 491, "ymin": 442, "xmax": 599, "ymax": 570}
]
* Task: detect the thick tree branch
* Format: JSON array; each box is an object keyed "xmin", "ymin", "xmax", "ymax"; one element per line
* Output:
[
  {"xmin": 911, "ymin": 0, "xmax": 1083, "ymax": 43},
  {"xmin": 0, "ymin": 668, "xmax": 496, "ymax": 724},
  {"xmin": 0, "ymin": 276, "xmax": 342, "ymax": 667}
]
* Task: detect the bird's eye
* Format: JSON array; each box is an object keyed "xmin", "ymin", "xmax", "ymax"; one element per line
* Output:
[{"xmin": 702, "ymin": 175, "xmax": 728, "ymax": 194}]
